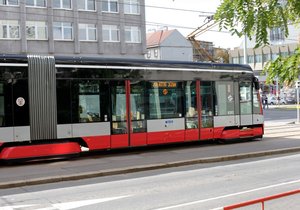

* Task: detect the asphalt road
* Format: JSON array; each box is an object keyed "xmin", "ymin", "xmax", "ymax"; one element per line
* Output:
[
  {"xmin": 0, "ymin": 107, "xmax": 299, "ymax": 191},
  {"xmin": 1, "ymin": 153, "xmax": 300, "ymax": 210}
]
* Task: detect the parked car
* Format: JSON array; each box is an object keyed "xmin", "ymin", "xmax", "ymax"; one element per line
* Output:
[{"xmin": 268, "ymin": 96, "xmax": 287, "ymax": 105}]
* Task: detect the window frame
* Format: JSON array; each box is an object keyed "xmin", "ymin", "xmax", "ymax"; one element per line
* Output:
[
  {"xmin": 0, "ymin": 0, "xmax": 19, "ymax": 6},
  {"xmin": 25, "ymin": 0, "xmax": 46, "ymax": 7},
  {"xmin": 0, "ymin": 20, "xmax": 20, "ymax": 39},
  {"xmin": 79, "ymin": 23, "xmax": 97, "ymax": 41},
  {"xmin": 102, "ymin": 0, "xmax": 119, "ymax": 13},
  {"xmin": 53, "ymin": 0, "xmax": 72, "ymax": 10},
  {"xmin": 124, "ymin": 0, "xmax": 140, "ymax": 15},
  {"xmin": 77, "ymin": 0, "xmax": 96, "ymax": 11},
  {"xmin": 125, "ymin": 26, "xmax": 141, "ymax": 43},
  {"xmin": 26, "ymin": 21, "xmax": 48, "ymax": 40},
  {"xmin": 53, "ymin": 22, "xmax": 73, "ymax": 41},
  {"xmin": 102, "ymin": 25, "xmax": 120, "ymax": 42}
]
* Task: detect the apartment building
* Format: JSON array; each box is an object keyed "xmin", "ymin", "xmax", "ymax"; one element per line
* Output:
[{"xmin": 0, "ymin": 0, "xmax": 146, "ymax": 58}]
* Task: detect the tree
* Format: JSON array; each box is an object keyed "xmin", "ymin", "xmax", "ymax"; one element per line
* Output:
[{"xmin": 214, "ymin": 0, "xmax": 300, "ymax": 85}]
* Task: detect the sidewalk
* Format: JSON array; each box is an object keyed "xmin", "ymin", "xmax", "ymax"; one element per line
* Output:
[{"xmin": 0, "ymin": 123, "xmax": 300, "ymax": 189}]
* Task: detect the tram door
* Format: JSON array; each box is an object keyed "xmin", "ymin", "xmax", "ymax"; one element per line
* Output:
[
  {"xmin": 12, "ymin": 79, "xmax": 30, "ymax": 141},
  {"xmin": 200, "ymin": 81, "xmax": 214, "ymax": 140},
  {"xmin": 129, "ymin": 81, "xmax": 147, "ymax": 146},
  {"xmin": 110, "ymin": 81, "xmax": 129, "ymax": 148},
  {"xmin": 239, "ymin": 81, "xmax": 253, "ymax": 126}
]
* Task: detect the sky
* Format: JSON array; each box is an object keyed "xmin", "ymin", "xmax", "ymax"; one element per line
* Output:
[{"xmin": 145, "ymin": 0, "xmax": 243, "ymax": 49}]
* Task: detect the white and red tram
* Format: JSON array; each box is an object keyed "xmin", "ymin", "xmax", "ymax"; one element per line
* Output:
[{"xmin": 0, "ymin": 55, "xmax": 264, "ymax": 161}]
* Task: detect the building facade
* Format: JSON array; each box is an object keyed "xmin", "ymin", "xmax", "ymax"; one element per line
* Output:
[
  {"xmin": 146, "ymin": 29, "xmax": 193, "ymax": 61},
  {"xmin": 229, "ymin": 25, "xmax": 299, "ymax": 81},
  {"xmin": 0, "ymin": 0, "xmax": 146, "ymax": 58}
]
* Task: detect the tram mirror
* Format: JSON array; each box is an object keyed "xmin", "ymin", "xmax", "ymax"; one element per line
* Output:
[{"xmin": 253, "ymin": 77, "xmax": 259, "ymax": 90}]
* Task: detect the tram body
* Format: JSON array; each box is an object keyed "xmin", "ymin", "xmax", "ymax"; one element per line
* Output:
[{"xmin": 0, "ymin": 55, "xmax": 263, "ymax": 160}]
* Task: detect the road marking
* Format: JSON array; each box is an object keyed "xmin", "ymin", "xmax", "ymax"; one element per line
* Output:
[
  {"xmin": 0, "ymin": 205, "xmax": 36, "ymax": 210},
  {"xmin": 1, "ymin": 196, "xmax": 131, "ymax": 210},
  {"xmin": 153, "ymin": 179, "xmax": 300, "ymax": 210}
]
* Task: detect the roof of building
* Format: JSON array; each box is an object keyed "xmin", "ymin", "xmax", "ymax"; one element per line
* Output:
[{"xmin": 146, "ymin": 30, "xmax": 175, "ymax": 47}]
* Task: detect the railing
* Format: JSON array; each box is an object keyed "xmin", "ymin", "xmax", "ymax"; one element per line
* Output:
[{"xmin": 223, "ymin": 189, "xmax": 300, "ymax": 210}]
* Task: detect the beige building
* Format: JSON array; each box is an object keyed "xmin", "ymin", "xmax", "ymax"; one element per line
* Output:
[{"xmin": 229, "ymin": 24, "xmax": 299, "ymax": 95}]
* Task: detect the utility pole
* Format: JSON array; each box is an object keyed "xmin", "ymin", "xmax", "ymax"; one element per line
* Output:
[
  {"xmin": 243, "ymin": 35, "xmax": 248, "ymax": 64},
  {"xmin": 296, "ymin": 80, "xmax": 300, "ymax": 124}
]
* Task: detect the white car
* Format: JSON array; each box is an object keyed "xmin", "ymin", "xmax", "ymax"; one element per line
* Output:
[{"xmin": 268, "ymin": 96, "xmax": 287, "ymax": 105}]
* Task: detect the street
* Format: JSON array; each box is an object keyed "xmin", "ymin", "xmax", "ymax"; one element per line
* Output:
[
  {"xmin": 1, "ymin": 153, "xmax": 300, "ymax": 209},
  {"xmin": 0, "ymin": 107, "xmax": 300, "ymax": 210}
]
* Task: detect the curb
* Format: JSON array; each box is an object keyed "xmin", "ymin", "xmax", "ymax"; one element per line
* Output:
[{"xmin": 1, "ymin": 147, "xmax": 300, "ymax": 189}]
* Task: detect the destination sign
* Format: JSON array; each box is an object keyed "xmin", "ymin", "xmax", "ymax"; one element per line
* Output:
[{"xmin": 152, "ymin": 82, "xmax": 177, "ymax": 88}]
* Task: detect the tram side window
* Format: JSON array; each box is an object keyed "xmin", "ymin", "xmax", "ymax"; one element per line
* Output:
[
  {"xmin": 215, "ymin": 81, "xmax": 235, "ymax": 116},
  {"xmin": 77, "ymin": 81, "xmax": 101, "ymax": 123},
  {"xmin": 111, "ymin": 81, "xmax": 127, "ymax": 134},
  {"xmin": 253, "ymin": 86, "xmax": 261, "ymax": 114},
  {"xmin": 0, "ymin": 83, "xmax": 4, "ymax": 126},
  {"xmin": 57, "ymin": 80, "xmax": 72, "ymax": 124},
  {"xmin": 240, "ymin": 82, "xmax": 252, "ymax": 115},
  {"xmin": 148, "ymin": 81, "xmax": 183, "ymax": 119},
  {"xmin": 131, "ymin": 81, "xmax": 146, "ymax": 133},
  {"xmin": 201, "ymin": 81, "xmax": 214, "ymax": 128},
  {"xmin": 185, "ymin": 81, "xmax": 198, "ymax": 129}
]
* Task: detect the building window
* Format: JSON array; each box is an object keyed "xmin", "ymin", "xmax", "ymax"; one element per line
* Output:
[
  {"xmin": 25, "ymin": 0, "xmax": 46, "ymax": 7},
  {"xmin": 271, "ymin": 53, "xmax": 279, "ymax": 61},
  {"xmin": 125, "ymin": 26, "xmax": 141, "ymax": 43},
  {"xmin": 281, "ymin": 51, "xmax": 289, "ymax": 57},
  {"xmin": 78, "ymin": 0, "xmax": 95, "ymax": 11},
  {"xmin": 239, "ymin": 56, "xmax": 244, "ymax": 64},
  {"xmin": 102, "ymin": 0, "xmax": 118, "ymax": 13},
  {"xmin": 79, "ymin": 24, "xmax": 96, "ymax": 41},
  {"xmin": 0, "ymin": 20, "xmax": 20, "ymax": 39},
  {"xmin": 53, "ymin": 0, "xmax": 71, "ymax": 9},
  {"xmin": 102, "ymin": 25, "xmax": 119, "ymax": 42},
  {"xmin": 154, "ymin": 49, "xmax": 158, "ymax": 57},
  {"xmin": 26, "ymin": 21, "xmax": 47, "ymax": 40},
  {"xmin": 53, "ymin": 22, "xmax": 73, "ymax": 40},
  {"xmin": 147, "ymin": 50, "xmax": 151, "ymax": 58},
  {"xmin": 263, "ymin": 53, "xmax": 270, "ymax": 62},
  {"xmin": 255, "ymin": 54, "xmax": 262, "ymax": 63},
  {"xmin": 124, "ymin": 0, "xmax": 140, "ymax": 14},
  {"xmin": 248, "ymin": 55, "xmax": 254, "ymax": 63},
  {"xmin": 270, "ymin": 27, "xmax": 285, "ymax": 42},
  {"xmin": 232, "ymin": 57, "xmax": 239, "ymax": 64},
  {"xmin": 0, "ymin": 0, "xmax": 18, "ymax": 6}
]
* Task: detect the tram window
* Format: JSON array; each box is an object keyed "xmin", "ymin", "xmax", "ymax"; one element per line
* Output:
[
  {"xmin": 131, "ymin": 81, "xmax": 146, "ymax": 133},
  {"xmin": 240, "ymin": 82, "xmax": 252, "ymax": 115},
  {"xmin": 215, "ymin": 81, "xmax": 235, "ymax": 116},
  {"xmin": 70, "ymin": 80, "xmax": 103, "ymax": 124},
  {"xmin": 0, "ymin": 82, "xmax": 13, "ymax": 127},
  {"xmin": 201, "ymin": 81, "xmax": 213, "ymax": 128},
  {"xmin": 57, "ymin": 80, "xmax": 72, "ymax": 124},
  {"xmin": 185, "ymin": 81, "xmax": 198, "ymax": 129},
  {"xmin": 148, "ymin": 81, "xmax": 183, "ymax": 119},
  {"xmin": 253, "ymin": 86, "xmax": 261, "ymax": 114},
  {"xmin": 78, "ymin": 81, "xmax": 101, "ymax": 123},
  {"xmin": 111, "ymin": 81, "xmax": 127, "ymax": 134}
]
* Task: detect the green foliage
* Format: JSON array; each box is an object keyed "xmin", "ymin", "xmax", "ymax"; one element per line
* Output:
[
  {"xmin": 215, "ymin": 0, "xmax": 300, "ymax": 83},
  {"xmin": 263, "ymin": 48, "xmax": 300, "ymax": 85}
]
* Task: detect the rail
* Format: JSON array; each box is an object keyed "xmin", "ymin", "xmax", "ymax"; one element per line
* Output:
[{"xmin": 223, "ymin": 189, "xmax": 300, "ymax": 210}]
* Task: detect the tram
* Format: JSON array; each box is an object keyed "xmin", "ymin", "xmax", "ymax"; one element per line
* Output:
[{"xmin": 0, "ymin": 55, "xmax": 263, "ymax": 161}]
